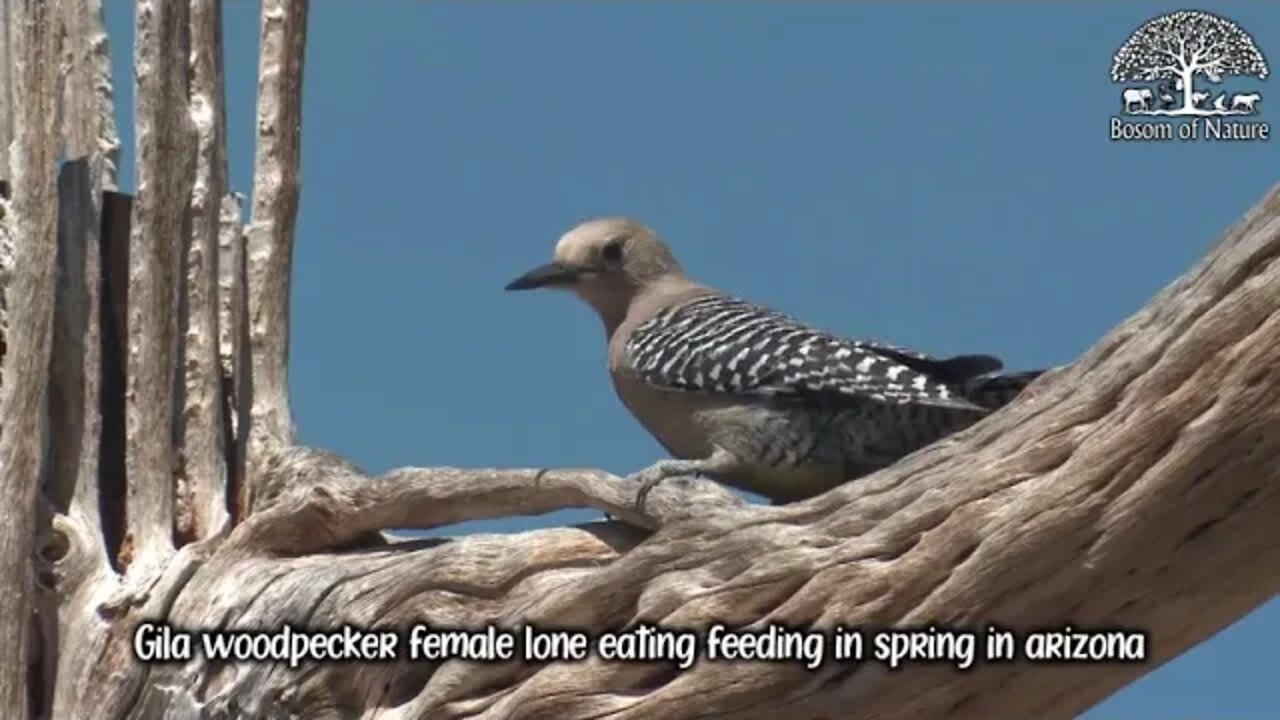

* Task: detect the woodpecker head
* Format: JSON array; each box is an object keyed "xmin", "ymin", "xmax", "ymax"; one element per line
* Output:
[{"xmin": 505, "ymin": 217, "xmax": 684, "ymax": 323}]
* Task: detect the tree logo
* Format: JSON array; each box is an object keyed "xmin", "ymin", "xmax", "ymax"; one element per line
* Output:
[{"xmin": 1109, "ymin": 9, "xmax": 1269, "ymax": 142}]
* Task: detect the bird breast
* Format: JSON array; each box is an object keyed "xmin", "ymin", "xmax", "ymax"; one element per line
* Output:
[{"xmin": 609, "ymin": 370, "xmax": 718, "ymax": 460}]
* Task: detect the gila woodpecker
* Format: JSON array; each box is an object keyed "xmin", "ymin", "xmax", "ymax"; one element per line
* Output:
[{"xmin": 505, "ymin": 217, "xmax": 1042, "ymax": 507}]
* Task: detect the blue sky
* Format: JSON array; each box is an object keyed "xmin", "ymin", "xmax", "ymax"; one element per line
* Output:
[{"xmin": 101, "ymin": 2, "xmax": 1277, "ymax": 717}]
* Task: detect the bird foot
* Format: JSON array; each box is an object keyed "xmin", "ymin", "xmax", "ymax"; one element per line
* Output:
[
  {"xmin": 628, "ymin": 449, "xmax": 738, "ymax": 514},
  {"xmin": 628, "ymin": 463, "xmax": 680, "ymax": 513}
]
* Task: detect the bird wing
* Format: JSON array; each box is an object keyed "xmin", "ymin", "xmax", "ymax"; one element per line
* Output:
[
  {"xmin": 853, "ymin": 343, "xmax": 1004, "ymax": 384},
  {"xmin": 625, "ymin": 294, "xmax": 984, "ymax": 410}
]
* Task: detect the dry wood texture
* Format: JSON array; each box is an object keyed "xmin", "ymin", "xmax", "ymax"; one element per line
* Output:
[
  {"xmin": 1, "ymin": 1, "xmax": 61, "ymax": 716},
  {"xmin": 0, "ymin": 2, "xmax": 1276, "ymax": 719},
  {"xmin": 179, "ymin": 0, "xmax": 231, "ymax": 545},
  {"xmin": 244, "ymin": 0, "xmax": 307, "ymax": 511}
]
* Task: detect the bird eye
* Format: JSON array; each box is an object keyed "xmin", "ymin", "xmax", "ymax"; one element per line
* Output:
[{"xmin": 601, "ymin": 237, "xmax": 624, "ymax": 263}]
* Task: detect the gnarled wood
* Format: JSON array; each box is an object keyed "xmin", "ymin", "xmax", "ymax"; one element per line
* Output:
[
  {"xmin": 142, "ymin": 184, "xmax": 1280, "ymax": 720},
  {"xmin": 3, "ymin": 2, "xmax": 1276, "ymax": 719}
]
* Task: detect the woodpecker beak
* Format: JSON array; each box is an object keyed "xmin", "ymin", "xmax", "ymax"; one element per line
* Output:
[{"xmin": 504, "ymin": 262, "xmax": 582, "ymax": 291}]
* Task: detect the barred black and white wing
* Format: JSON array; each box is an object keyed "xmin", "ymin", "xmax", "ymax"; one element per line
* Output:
[{"xmin": 624, "ymin": 294, "xmax": 992, "ymax": 409}]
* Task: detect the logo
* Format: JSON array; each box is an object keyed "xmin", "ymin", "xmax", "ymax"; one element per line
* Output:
[{"xmin": 1109, "ymin": 9, "xmax": 1269, "ymax": 142}]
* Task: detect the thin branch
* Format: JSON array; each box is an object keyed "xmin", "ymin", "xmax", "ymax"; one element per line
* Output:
[
  {"xmin": 244, "ymin": 0, "xmax": 308, "ymax": 497},
  {"xmin": 236, "ymin": 447, "xmax": 747, "ymax": 555},
  {"xmin": 1141, "ymin": 65, "xmax": 1182, "ymax": 79},
  {"xmin": 0, "ymin": 1, "xmax": 60, "ymax": 715},
  {"xmin": 124, "ymin": 0, "xmax": 195, "ymax": 569}
]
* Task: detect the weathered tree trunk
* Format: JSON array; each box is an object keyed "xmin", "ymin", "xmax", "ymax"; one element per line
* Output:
[{"xmin": 1, "ymin": 2, "xmax": 1277, "ymax": 719}]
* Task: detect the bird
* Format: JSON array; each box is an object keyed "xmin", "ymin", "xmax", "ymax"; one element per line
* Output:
[{"xmin": 505, "ymin": 217, "xmax": 1042, "ymax": 508}]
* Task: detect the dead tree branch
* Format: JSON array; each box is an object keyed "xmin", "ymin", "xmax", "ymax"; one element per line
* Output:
[
  {"xmin": 153, "ymin": 184, "xmax": 1280, "ymax": 720},
  {"xmin": 1, "ymin": 2, "xmax": 1276, "ymax": 719},
  {"xmin": 244, "ymin": 0, "xmax": 308, "ymax": 506},
  {"xmin": 123, "ymin": 0, "xmax": 196, "ymax": 572},
  {"xmin": 178, "ymin": 0, "xmax": 231, "ymax": 544},
  {"xmin": 0, "ymin": 1, "xmax": 60, "ymax": 715}
]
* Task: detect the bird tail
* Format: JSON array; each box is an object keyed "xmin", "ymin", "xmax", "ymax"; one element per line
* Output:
[{"xmin": 961, "ymin": 370, "xmax": 1043, "ymax": 410}]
